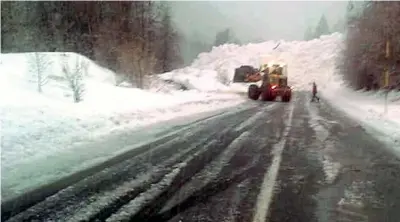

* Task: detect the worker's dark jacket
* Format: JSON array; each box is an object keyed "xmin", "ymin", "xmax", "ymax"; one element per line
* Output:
[{"xmin": 312, "ymin": 85, "xmax": 317, "ymax": 95}]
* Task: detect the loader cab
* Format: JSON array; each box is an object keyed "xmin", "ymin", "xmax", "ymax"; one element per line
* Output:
[
  {"xmin": 271, "ymin": 64, "xmax": 287, "ymax": 76},
  {"xmin": 260, "ymin": 63, "xmax": 287, "ymax": 75},
  {"xmin": 259, "ymin": 64, "xmax": 268, "ymax": 73},
  {"xmin": 270, "ymin": 64, "xmax": 282, "ymax": 75},
  {"xmin": 269, "ymin": 75, "xmax": 286, "ymax": 85},
  {"xmin": 279, "ymin": 77, "xmax": 288, "ymax": 86},
  {"xmin": 269, "ymin": 75, "xmax": 280, "ymax": 85}
]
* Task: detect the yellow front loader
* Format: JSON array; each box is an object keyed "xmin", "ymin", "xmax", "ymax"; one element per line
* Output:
[{"xmin": 232, "ymin": 62, "xmax": 292, "ymax": 102}]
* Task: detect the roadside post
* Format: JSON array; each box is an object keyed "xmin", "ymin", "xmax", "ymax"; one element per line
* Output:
[{"xmin": 384, "ymin": 40, "xmax": 390, "ymax": 115}]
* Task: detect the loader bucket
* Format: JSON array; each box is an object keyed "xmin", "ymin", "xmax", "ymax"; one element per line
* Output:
[{"xmin": 232, "ymin": 65, "xmax": 256, "ymax": 83}]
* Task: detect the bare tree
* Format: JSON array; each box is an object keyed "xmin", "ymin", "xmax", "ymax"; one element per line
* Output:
[
  {"xmin": 340, "ymin": 1, "xmax": 400, "ymax": 91},
  {"xmin": 134, "ymin": 49, "xmax": 157, "ymax": 89},
  {"xmin": 117, "ymin": 42, "xmax": 157, "ymax": 89},
  {"xmin": 29, "ymin": 52, "xmax": 52, "ymax": 93},
  {"xmin": 1, "ymin": 1, "xmax": 184, "ymax": 86},
  {"xmin": 62, "ymin": 54, "xmax": 87, "ymax": 103}
]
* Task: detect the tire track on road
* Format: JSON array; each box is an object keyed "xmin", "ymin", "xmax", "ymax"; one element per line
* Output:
[
  {"xmin": 158, "ymin": 103, "xmax": 283, "ymax": 219},
  {"xmin": 7, "ymin": 125, "xmax": 223, "ymax": 222},
  {"xmin": 1, "ymin": 102, "xmax": 261, "ymax": 220},
  {"xmin": 63, "ymin": 134, "xmax": 214, "ymax": 222},
  {"xmin": 107, "ymin": 129, "xmax": 247, "ymax": 222},
  {"xmin": 252, "ymin": 101, "xmax": 295, "ymax": 222},
  {"xmin": 4, "ymin": 102, "xmax": 281, "ymax": 222},
  {"xmin": 146, "ymin": 121, "xmax": 281, "ymax": 222},
  {"xmin": 266, "ymin": 93, "xmax": 328, "ymax": 222},
  {"xmin": 105, "ymin": 104, "xmax": 282, "ymax": 221},
  {"xmin": 148, "ymin": 103, "xmax": 288, "ymax": 222},
  {"xmin": 159, "ymin": 130, "xmax": 254, "ymax": 214}
]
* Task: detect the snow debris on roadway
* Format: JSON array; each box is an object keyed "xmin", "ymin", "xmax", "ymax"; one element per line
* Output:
[{"xmin": 1, "ymin": 32, "xmax": 400, "ymax": 199}]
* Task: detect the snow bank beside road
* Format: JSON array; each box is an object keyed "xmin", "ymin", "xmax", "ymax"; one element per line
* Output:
[
  {"xmin": 158, "ymin": 67, "xmax": 230, "ymax": 92},
  {"xmin": 0, "ymin": 52, "xmax": 246, "ymax": 199},
  {"xmin": 323, "ymin": 88, "xmax": 400, "ymax": 150},
  {"xmin": 1, "ymin": 95, "xmax": 245, "ymax": 200}
]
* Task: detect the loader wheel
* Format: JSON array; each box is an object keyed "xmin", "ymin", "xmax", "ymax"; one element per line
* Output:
[
  {"xmin": 248, "ymin": 84, "xmax": 260, "ymax": 100},
  {"xmin": 282, "ymin": 92, "xmax": 292, "ymax": 102},
  {"xmin": 261, "ymin": 87, "xmax": 274, "ymax": 101}
]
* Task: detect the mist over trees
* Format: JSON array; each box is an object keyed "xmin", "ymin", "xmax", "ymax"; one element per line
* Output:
[
  {"xmin": 180, "ymin": 37, "xmax": 212, "ymax": 65},
  {"xmin": 304, "ymin": 1, "xmax": 400, "ymax": 91},
  {"xmin": 6, "ymin": 1, "xmax": 398, "ymax": 93},
  {"xmin": 304, "ymin": 27, "xmax": 314, "ymax": 41},
  {"xmin": 339, "ymin": 1, "xmax": 400, "ymax": 91},
  {"xmin": 1, "ymin": 1, "xmax": 183, "ymax": 88},
  {"xmin": 332, "ymin": 18, "xmax": 346, "ymax": 33},
  {"xmin": 214, "ymin": 28, "xmax": 241, "ymax": 47},
  {"xmin": 304, "ymin": 14, "xmax": 333, "ymax": 40},
  {"xmin": 314, "ymin": 15, "xmax": 330, "ymax": 37}
]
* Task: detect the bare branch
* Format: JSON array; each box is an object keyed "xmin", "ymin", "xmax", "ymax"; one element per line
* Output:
[
  {"xmin": 341, "ymin": 2, "xmax": 400, "ymax": 91},
  {"xmin": 62, "ymin": 53, "xmax": 86, "ymax": 103},
  {"xmin": 29, "ymin": 52, "xmax": 52, "ymax": 93}
]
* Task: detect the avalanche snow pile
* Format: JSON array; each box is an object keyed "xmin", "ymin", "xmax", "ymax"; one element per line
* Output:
[
  {"xmin": 160, "ymin": 33, "xmax": 343, "ymax": 91},
  {"xmin": 161, "ymin": 32, "xmax": 399, "ymax": 149}
]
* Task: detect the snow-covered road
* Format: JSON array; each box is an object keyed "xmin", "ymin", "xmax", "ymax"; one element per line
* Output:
[
  {"xmin": 3, "ymin": 92, "xmax": 400, "ymax": 222},
  {"xmin": 1, "ymin": 99, "xmax": 250, "ymax": 200}
]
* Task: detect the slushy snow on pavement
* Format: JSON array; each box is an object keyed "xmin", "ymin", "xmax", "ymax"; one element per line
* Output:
[{"xmin": 1, "ymin": 32, "xmax": 400, "ymax": 200}]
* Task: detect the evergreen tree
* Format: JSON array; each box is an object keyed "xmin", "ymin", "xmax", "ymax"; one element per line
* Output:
[
  {"xmin": 314, "ymin": 14, "xmax": 330, "ymax": 38},
  {"xmin": 214, "ymin": 28, "xmax": 232, "ymax": 46}
]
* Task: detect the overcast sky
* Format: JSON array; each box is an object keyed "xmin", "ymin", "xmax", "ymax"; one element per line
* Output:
[{"xmin": 170, "ymin": 1, "xmax": 348, "ymax": 43}]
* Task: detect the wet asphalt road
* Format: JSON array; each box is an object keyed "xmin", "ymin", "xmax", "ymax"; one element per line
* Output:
[{"xmin": 2, "ymin": 92, "xmax": 400, "ymax": 222}]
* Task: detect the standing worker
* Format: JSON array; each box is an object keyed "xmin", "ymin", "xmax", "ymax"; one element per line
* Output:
[{"xmin": 311, "ymin": 82, "xmax": 320, "ymax": 102}]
